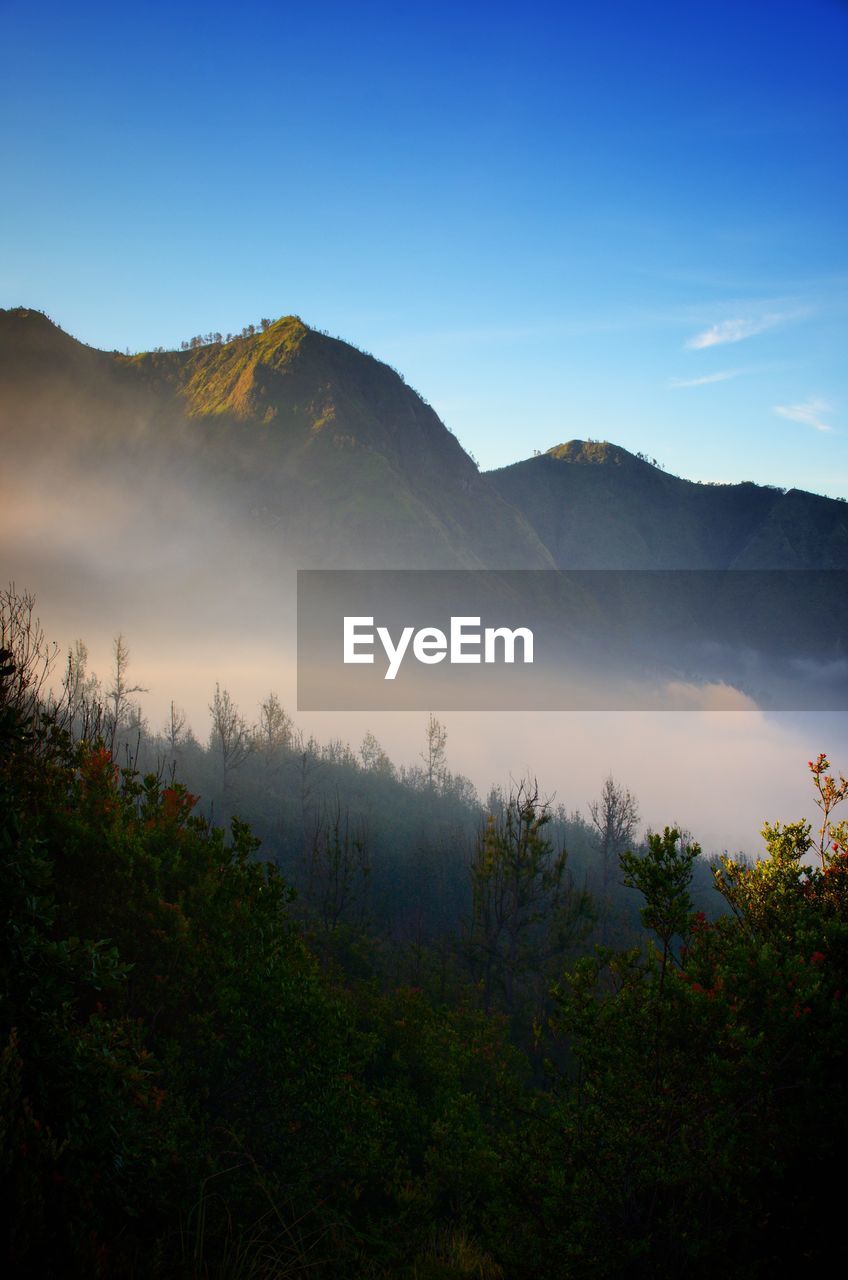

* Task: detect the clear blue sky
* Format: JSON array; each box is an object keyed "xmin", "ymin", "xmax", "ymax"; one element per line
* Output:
[{"xmin": 2, "ymin": 0, "xmax": 846, "ymax": 494}]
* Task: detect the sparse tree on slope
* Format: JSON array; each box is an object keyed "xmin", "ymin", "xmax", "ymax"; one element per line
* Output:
[
  {"xmin": 469, "ymin": 779, "xmax": 589, "ymax": 1018},
  {"xmin": 106, "ymin": 633, "xmax": 147, "ymax": 749},
  {"xmin": 590, "ymin": 772, "xmax": 639, "ymax": 937},
  {"xmin": 209, "ymin": 683, "xmax": 252, "ymax": 796}
]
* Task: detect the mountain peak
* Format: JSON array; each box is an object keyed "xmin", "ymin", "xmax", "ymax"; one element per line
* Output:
[
  {"xmin": 545, "ymin": 440, "xmax": 650, "ymax": 469},
  {"xmin": 1, "ymin": 305, "xmax": 60, "ymax": 329},
  {"xmin": 0, "ymin": 306, "xmax": 106, "ymax": 378},
  {"xmin": 250, "ymin": 314, "xmax": 309, "ymax": 358},
  {"xmin": 130, "ymin": 315, "xmax": 312, "ymax": 419}
]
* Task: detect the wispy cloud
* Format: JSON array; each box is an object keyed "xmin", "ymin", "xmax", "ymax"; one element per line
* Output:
[
  {"xmin": 685, "ymin": 313, "xmax": 788, "ymax": 349},
  {"xmin": 774, "ymin": 397, "xmax": 834, "ymax": 433},
  {"xmin": 669, "ymin": 368, "xmax": 747, "ymax": 389}
]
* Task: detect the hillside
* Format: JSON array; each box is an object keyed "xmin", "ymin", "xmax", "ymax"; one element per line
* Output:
[
  {"xmin": 4, "ymin": 308, "xmax": 848, "ymax": 576},
  {"xmin": 488, "ymin": 440, "xmax": 848, "ymax": 569},
  {"xmin": 0, "ymin": 308, "xmax": 553, "ymax": 570}
]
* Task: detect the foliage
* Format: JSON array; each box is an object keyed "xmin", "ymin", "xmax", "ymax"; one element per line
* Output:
[
  {"xmin": 0, "ymin": 615, "xmax": 521, "ymax": 1278},
  {"xmin": 6, "ymin": 590, "xmax": 848, "ymax": 1276},
  {"xmin": 468, "ymin": 781, "xmax": 591, "ymax": 1024},
  {"xmin": 521, "ymin": 761, "xmax": 848, "ymax": 1277}
]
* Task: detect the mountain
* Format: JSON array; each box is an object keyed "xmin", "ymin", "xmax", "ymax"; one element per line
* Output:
[
  {"xmin": 488, "ymin": 440, "xmax": 848, "ymax": 569},
  {"xmin": 0, "ymin": 308, "xmax": 553, "ymax": 570},
  {"xmin": 3, "ymin": 308, "xmax": 847, "ymax": 710},
  {"xmin": 3, "ymin": 308, "xmax": 847, "ymax": 577}
]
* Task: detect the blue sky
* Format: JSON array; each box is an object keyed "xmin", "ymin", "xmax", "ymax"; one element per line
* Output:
[{"xmin": 2, "ymin": 0, "xmax": 846, "ymax": 494}]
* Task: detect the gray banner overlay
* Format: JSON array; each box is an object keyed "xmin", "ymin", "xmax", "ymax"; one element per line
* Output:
[{"xmin": 297, "ymin": 569, "xmax": 848, "ymax": 711}]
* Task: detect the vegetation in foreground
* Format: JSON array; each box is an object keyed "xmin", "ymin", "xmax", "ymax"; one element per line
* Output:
[{"xmin": 3, "ymin": 598, "xmax": 848, "ymax": 1277}]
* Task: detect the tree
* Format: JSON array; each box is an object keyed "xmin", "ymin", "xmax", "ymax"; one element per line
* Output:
[
  {"xmin": 420, "ymin": 713, "xmax": 448, "ymax": 791},
  {"xmin": 58, "ymin": 638, "xmax": 104, "ymax": 739},
  {"xmin": 105, "ymin": 634, "xmax": 147, "ymax": 749},
  {"xmin": 360, "ymin": 730, "xmax": 395, "ymax": 777},
  {"xmin": 160, "ymin": 700, "xmax": 190, "ymax": 780},
  {"xmin": 301, "ymin": 798, "xmax": 370, "ymax": 934},
  {"xmin": 163, "ymin": 700, "xmax": 186, "ymax": 753},
  {"xmin": 468, "ymin": 779, "xmax": 587, "ymax": 1017},
  {"xmin": 589, "ymin": 773, "xmax": 639, "ymax": 936},
  {"xmin": 808, "ymin": 750, "xmax": 848, "ymax": 867},
  {"xmin": 620, "ymin": 827, "xmax": 700, "ymax": 1083},
  {"xmin": 208, "ymin": 683, "xmax": 251, "ymax": 794},
  {"xmin": 253, "ymin": 691, "xmax": 293, "ymax": 765},
  {"xmin": 65, "ymin": 639, "xmax": 100, "ymax": 708},
  {"xmin": 621, "ymin": 828, "xmax": 699, "ymax": 968},
  {"xmin": 0, "ymin": 584, "xmax": 58, "ymax": 720}
]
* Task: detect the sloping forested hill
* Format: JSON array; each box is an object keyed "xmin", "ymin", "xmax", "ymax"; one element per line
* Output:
[
  {"xmin": 488, "ymin": 439, "xmax": 848, "ymax": 568},
  {"xmin": 4, "ymin": 593, "xmax": 848, "ymax": 1277},
  {"xmin": 0, "ymin": 307, "xmax": 552, "ymax": 570},
  {"xmin": 5, "ymin": 308, "xmax": 847, "ymax": 577}
]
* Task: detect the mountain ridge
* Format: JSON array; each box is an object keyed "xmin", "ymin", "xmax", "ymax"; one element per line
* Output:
[
  {"xmin": 489, "ymin": 439, "xmax": 848, "ymax": 570},
  {"xmin": 2, "ymin": 306, "xmax": 847, "ymax": 572},
  {"xmin": 0, "ymin": 307, "xmax": 553, "ymax": 570}
]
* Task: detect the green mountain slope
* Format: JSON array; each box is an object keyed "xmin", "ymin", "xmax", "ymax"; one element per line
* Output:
[
  {"xmin": 488, "ymin": 440, "xmax": 848, "ymax": 569},
  {"xmin": 4, "ymin": 309, "xmax": 847, "ymax": 574},
  {"xmin": 0, "ymin": 308, "xmax": 554, "ymax": 570}
]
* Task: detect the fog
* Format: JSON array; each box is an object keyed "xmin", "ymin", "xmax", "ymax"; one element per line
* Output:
[
  {"xmin": 3, "ymin": 363, "xmax": 845, "ymax": 859},
  {"xmin": 11, "ymin": 569, "xmax": 843, "ymax": 858}
]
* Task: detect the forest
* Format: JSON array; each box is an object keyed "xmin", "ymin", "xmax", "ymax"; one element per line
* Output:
[{"xmin": 2, "ymin": 585, "xmax": 846, "ymax": 1278}]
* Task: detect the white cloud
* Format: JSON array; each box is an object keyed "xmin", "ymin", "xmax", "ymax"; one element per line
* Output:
[
  {"xmin": 686, "ymin": 313, "xmax": 786, "ymax": 349},
  {"xmin": 662, "ymin": 682, "xmax": 760, "ymax": 712},
  {"xmin": 669, "ymin": 369, "xmax": 747, "ymax": 389},
  {"xmin": 774, "ymin": 397, "xmax": 834, "ymax": 433}
]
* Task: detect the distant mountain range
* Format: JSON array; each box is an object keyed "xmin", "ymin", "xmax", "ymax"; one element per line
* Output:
[
  {"xmin": 2, "ymin": 307, "xmax": 847, "ymax": 572},
  {"xmin": 4, "ymin": 306, "xmax": 848, "ymax": 710}
]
